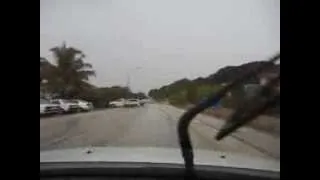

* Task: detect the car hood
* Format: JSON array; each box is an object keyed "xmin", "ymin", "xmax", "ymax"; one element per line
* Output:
[{"xmin": 40, "ymin": 147, "xmax": 279, "ymax": 172}]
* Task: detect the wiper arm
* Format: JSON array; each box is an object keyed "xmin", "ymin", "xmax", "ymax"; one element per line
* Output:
[
  {"xmin": 216, "ymin": 74, "xmax": 280, "ymax": 140},
  {"xmin": 177, "ymin": 52, "xmax": 280, "ymax": 178}
]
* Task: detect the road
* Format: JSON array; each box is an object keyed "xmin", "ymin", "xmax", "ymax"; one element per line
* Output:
[{"xmin": 40, "ymin": 104, "xmax": 280, "ymax": 160}]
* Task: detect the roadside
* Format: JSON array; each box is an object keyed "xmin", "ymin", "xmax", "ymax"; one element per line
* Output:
[
  {"xmin": 204, "ymin": 107, "xmax": 280, "ymax": 137},
  {"xmin": 159, "ymin": 104, "xmax": 280, "ymax": 160},
  {"xmin": 175, "ymin": 104, "xmax": 280, "ymax": 138}
]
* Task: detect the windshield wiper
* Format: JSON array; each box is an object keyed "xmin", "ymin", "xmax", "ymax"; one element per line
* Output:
[
  {"xmin": 216, "ymin": 74, "xmax": 280, "ymax": 140},
  {"xmin": 177, "ymin": 53, "xmax": 280, "ymax": 178}
]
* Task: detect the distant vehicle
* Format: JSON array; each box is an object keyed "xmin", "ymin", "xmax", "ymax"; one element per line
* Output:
[
  {"xmin": 109, "ymin": 98, "xmax": 125, "ymax": 108},
  {"xmin": 124, "ymin": 99, "xmax": 141, "ymax": 107},
  {"xmin": 139, "ymin": 98, "xmax": 151, "ymax": 105},
  {"xmin": 138, "ymin": 100, "xmax": 145, "ymax": 106},
  {"xmin": 71, "ymin": 99, "xmax": 94, "ymax": 112},
  {"xmin": 40, "ymin": 98, "xmax": 63, "ymax": 115},
  {"xmin": 50, "ymin": 99, "xmax": 80, "ymax": 113}
]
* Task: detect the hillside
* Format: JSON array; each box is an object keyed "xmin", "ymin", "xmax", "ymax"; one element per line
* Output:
[
  {"xmin": 207, "ymin": 61, "xmax": 279, "ymax": 84},
  {"xmin": 148, "ymin": 61, "xmax": 280, "ymax": 104}
]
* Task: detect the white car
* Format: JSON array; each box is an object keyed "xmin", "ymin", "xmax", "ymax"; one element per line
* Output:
[
  {"xmin": 41, "ymin": 147, "xmax": 280, "ymax": 179},
  {"xmin": 40, "ymin": 98, "xmax": 63, "ymax": 115},
  {"xmin": 124, "ymin": 99, "xmax": 141, "ymax": 107},
  {"xmin": 109, "ymin": 98, "xmax": 125, "ymax": 108},
  {"xmin": 138, "ymin": 98, "xmax": 151, "ymax": 105},
  {"xmin": 71, "ymin": 99, "xmax": 94, "ymax": 112},
  {"xmin": 50, "ymin": 99, "xmax": 80, "ymax": 113}
]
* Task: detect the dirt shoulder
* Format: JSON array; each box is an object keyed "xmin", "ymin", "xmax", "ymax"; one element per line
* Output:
[
  {"xmin": 161, "ymin": 104, "xmax": 280, "ymax": 160},
  {"xmin": 177, "ymin": 104, "xmax": 280, "ymax": 138}
]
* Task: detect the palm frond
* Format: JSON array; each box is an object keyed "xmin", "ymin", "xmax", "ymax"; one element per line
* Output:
[
  {"xmin": 78, "ymin": 70, "xmax": 96, "ymax": 79},
  {"xmin": 45, "ymin": 42, "xmax": 96, "ymax": 98},
  {"xmin": 82, "ymin": 62, "xmax": 92, "ymax": 69}
]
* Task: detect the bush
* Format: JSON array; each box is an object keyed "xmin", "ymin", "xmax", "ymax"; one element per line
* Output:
[
  {"xmin": 196, "ymin": 85, "xmax": 222, "ymax": 103},
  {"xmin": 168, "ymin": 91, "xmax": 188, "ymax": 106},
  {"xmin": 186, "ymin": 85, "xmax": 197, "ymax": 104}
]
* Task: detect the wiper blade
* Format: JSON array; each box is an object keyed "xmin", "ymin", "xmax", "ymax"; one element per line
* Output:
[
  {"xmin": 216, "ymin": 74, "xmax": 280, "ymax": 140},
  {"xmin": 177, "ymin": 52, "xmax": 280, "ymax": 178}
]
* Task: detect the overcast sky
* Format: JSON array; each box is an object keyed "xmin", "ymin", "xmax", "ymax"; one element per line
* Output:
[{"xmin": 40, "ymin": 0, "xmax": 279, "ymax": 93}]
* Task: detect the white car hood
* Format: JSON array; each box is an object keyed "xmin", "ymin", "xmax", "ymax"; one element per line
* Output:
[{"xmin": 40, "ymin": 147, "xmax": 279, "ymax": 172}]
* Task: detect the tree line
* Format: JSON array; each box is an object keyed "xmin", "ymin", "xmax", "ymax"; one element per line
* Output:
[
  {"xmin": 148, "ymin": 78, "xmax": 241, "ymax": 108},
  {"xmin": 40, "ymin": 43, "xmax": 146, "ymax": 108},
  {"xmin": 148, "ymin": 61, "xmax": 280, "ymax": 116}
]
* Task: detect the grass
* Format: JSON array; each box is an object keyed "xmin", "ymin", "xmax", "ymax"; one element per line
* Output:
[
  {"xmin": 204, "ymin": 107, "xmax": 280, "ymax": 137},
  {"xmin": 173, "ymin": 104, "xmax": 280, "ymax": 137}
]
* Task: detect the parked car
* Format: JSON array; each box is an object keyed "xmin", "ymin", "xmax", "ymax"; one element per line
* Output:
[
  {"xmin": 138, "ymin": 98, "xmax": 151, "ymax": 106},
  {"xmin": 124, "ymin": 99, "xmax": 141, "ymax": 107},
  {"xmin": 109, "ymin": 98, "xmax": 126, "ymax": 108},
  {"xmin": 50, "ymin": 99, "xmax": 80, "ymax": 113},
  {"xmin": 71, "ymin": 99, "xmax": 94, "ymax": 112},
  {"xmin": 40, "ymin": 98, "xmax": 63, "ymax": 115}
]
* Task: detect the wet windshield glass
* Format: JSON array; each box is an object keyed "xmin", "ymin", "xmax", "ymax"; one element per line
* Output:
[{"xmin": 40, "ymin": 0, "xmax": 280, "ymax": 170}]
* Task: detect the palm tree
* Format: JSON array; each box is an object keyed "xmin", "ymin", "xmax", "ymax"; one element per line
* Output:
[
  {"xmin": 48, "ymin": 42, "xmax": 96, "ymax": 98},
  {"xmin": 40, "ymin": 57, "xmax": 54, "ymax": 83},
  {"xmin": 40, "ymin": 57, "xmax": 45, "ymax": 82}
]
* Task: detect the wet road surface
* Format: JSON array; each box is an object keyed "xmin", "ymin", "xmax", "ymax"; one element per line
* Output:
[{"xmin": 40, "ymin": 104, "xmax": 279, "ymax": 160}]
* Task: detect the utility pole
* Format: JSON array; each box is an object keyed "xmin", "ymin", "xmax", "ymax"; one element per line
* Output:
[{"xmin": 126, "ymin": 67, "xmax": 142, "ymax": 92}]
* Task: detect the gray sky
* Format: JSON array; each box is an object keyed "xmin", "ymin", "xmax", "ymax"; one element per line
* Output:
[{"xmin": 40, "ymin": 0, "xmax": 279, "ymax": 93}]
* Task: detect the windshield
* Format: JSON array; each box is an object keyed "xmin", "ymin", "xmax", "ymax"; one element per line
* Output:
[{"xmin": 40, "ymin": 0, "xmax": 279, "ymax": 170}]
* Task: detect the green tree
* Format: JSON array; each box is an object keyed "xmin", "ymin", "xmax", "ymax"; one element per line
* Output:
[
  {"xmin": 186, "ymin": 85, "xmax": 197, "ymax": 104},
  {"xmin": 40, "ymin": 57, "xmax": 50, "ymax": 81},
  {"xmin": 133, "ymin": 92, "xmax": 147, "ymax": 99},
  {"xmin": 168, "ymin": 91, "xmax": 187, "ymax": 106},
  {"xmin": 196, "ymin": 84, "xmax": 223, "ymax": 101},
  {"xmin": 148, "ymin": 89, "xmax": 166, "ymax": 100},
  {"xmin": 47, "ymin": 42, "xmax": 96, "ymax": 98}
]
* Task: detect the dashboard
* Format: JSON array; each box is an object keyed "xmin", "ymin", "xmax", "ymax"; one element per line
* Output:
[{"xmin": 40, "ymin": 162, "xmax": 280, "ymax": 180}]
